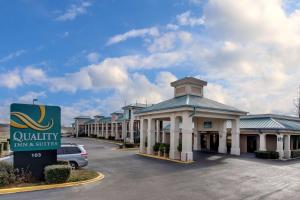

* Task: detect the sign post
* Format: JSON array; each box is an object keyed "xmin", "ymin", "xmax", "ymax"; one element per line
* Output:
[{"xmin": 10, "ymin": 103, "xmax": 61, "ymax": 180}]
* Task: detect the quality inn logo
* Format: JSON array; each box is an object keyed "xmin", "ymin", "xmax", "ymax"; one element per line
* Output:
[
  {"xmin": 10, "ymin": 105, "xmax": 54, "ymax": 131},
  {"xmin": 10, "ymin": 103, "xmax": 61, "ymax": 151}
]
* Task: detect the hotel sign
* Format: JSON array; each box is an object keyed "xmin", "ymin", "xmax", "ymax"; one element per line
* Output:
[{"xmin": 10, "ymin": 103, "xmax": 61, "ymax": 152}]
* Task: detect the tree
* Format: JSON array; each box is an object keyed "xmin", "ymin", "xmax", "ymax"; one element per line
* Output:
[{"xmin": 294, "ymin": 85, "xmax": 300, "ymax": 118}]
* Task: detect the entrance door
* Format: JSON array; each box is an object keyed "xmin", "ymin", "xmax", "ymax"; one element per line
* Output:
[
  {"xmin": 200, "ymin": 134, "xmax": 207, "ymax": 149},
  {"xmin": 247, "ymin": 136, "xmax": 257, "ymax": 153},
  {"xmin": 210, "ymin": 133, "xmax": 219, "ymax": 152}
]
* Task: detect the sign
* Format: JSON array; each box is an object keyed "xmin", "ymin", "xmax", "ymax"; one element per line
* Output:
[
  {"xmin": 13, "ymin": 150, "xmax": 57, "ymax": 180},
  {"xmin": 204, "ymin": 121, "xmax": 212, "ymax": 129},
  {"xmin": 10, "ymin": 103, "xmax": 61, "ymax": 151}
]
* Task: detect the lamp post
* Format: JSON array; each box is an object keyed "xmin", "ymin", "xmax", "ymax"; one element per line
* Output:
[{"xmin": 32, "ymin": 99, "xmax": 38, "ymax": 105}]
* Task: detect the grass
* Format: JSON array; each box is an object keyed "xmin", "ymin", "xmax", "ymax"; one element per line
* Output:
[
  {"xmin": 0, "ymin": 169, "xmax": 99, "ymax": 189},
  {"xmin": 68, "ymin": 169, "xmax": 99, "ymax": 182}
]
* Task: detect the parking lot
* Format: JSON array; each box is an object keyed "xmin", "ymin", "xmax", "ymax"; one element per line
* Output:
[{"xmin": 2, "ymin": 137, "xmax": 300, "ymax": 200}]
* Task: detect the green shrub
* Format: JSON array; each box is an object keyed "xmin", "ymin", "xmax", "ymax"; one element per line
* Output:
[
  {"xmin": 255, "ymin": 151, "xmax": 279, "ymax": 159},
  {"xmin": 153, "ymin": 143, "xmax": 160, "ymax": 152},
  {"xmin": 158, "ymin": 143, "xmax": 170, "ymax": 153},
  {"xmin": 124, "ymin": 143, "xmax": 135, "ymax": 148},
  {"xmin": 159, "ymin": 143, "xmax": 165, "ymax": 153},
  {"xmin": 44, "ymin": 165, "xmax": 71, "ymax": 184},
  {"xmin": 0, "ymin": 162, "xmax": 15, "ymax": 186},
  {"xmin": 56, "ymin": 160, "xmax": 69, "ymax": 165},
  {"xmin": 0, "ymin": 161, "xmax": 13, "ymax": 173},
  {"xmin": 177, "ymin": 143, "xmax": 182, "ymax": 152},
  {"xmin": 14, "ymin": 168, "xmax": 32, "ymax": 184},
  {"xmin": 0, "ymin": 143, "xmax": 2, "ymax": 154},
  {"xmin": 291, "ymin": 150, "xmax": 300, "ymax": 158},
  {"xmin": 0, "ymin": 171, "xmax": 9, "ymax": 187},
  {"xmin": 108, "ymin": 136, "xmax": 115, "ymax": 140},
  {"xmin": 165, "ymin": 144, "xmax": 170, "ymax": 153}
]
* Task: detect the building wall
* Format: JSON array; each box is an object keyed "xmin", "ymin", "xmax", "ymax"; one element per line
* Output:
[
  {"xmin": 240, "ymin": 135, "xmax": 247, "ymax": 153},
  {"xmin": 196, "ymin": 118, "xmax": 222, "ymax": 132},
  {"xmin": 0, "ymin": 125, "xmax": 9, "ymax": 141},
  {"xmin": 266, "ymin": 135, "xmax": 277, "ymax": 151}
]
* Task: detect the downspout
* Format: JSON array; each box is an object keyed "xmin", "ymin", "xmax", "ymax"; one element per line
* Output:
[{"xmin": 189, "ymin": 107, "xmax": 196, "ymax": 117}]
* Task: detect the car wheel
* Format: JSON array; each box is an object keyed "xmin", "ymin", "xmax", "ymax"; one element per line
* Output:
[{"xmin": 69, "ymin": 161, "xmax": 79, "ymax": 170}]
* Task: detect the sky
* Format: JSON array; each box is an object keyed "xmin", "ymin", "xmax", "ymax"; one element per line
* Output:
[{"xmin": 1, "ymin": 0, "xmax": 300, "ymax": 126}]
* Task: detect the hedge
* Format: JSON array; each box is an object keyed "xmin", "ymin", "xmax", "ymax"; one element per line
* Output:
[
  {"xmin": 44, "ymin": 165, "xmax": 71, "ymax": 184},
  {"xmin": 255, "ymin": 151, "xmax": 279, "ymax": 159},
  {"xmin": 152, "ymin": 143, "xmax": 159, "ymax": 152},
  {"xmin": 124, "ymin": 143, "xmax": 135, "ymax": 148},
  {"xmin": 0, "ymin": 171, "xmax": 9, "ymax": 187},
  {"xmin": 0, "ymin": 162, "xmax": 15, "ymax": 187},
  {"xmin": 291, "ymin": 150, "xmax": 300, "ymax": 158},
  {"xmin": 56, "ymin": 160, "xmax": 69, "ymax": 165}
]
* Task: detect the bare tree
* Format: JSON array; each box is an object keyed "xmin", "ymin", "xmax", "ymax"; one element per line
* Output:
[{"xmin": 294, "ymin": 86, "xmax": 300, "ymax": 118}]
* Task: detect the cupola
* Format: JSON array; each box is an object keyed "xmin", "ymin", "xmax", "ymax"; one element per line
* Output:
[{"xmin": 170, "ymin": 77, "xmax": 207, "ymax": 98}]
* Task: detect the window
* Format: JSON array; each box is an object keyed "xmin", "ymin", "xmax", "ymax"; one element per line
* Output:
[
  {"xmin": 63, "ymin": 147, "xmax": 81, "ymax": 154},
  {"xmin": 204, "ymin": 121, "xmax": 212, "ymax": 129},
  {"xmin": 57, "ymin": 148, "xmax": 64, "ymax": 155}
]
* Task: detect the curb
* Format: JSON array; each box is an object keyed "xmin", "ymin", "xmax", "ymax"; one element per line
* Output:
[
  {"xmin": 0, "ymin": 172, "xmax": 104, "ymax": 195},
  {"xmin": 112, "ymin": 147, "xmax": 139, "ymax": 151},
  {"xmin": 137, "ymin": 153, "xmax": 194, "ymax": 164},
  {"xmin": 80, "ymin": 137, "xmax": 123, "ymax": 146}
]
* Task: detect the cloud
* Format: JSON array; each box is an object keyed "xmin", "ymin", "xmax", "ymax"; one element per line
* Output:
[
  {"xmin": 106, "ymin": 27, "xmax": 159, "ymax": 45},
  {"xmin": 0, "ymin": 49, "xmax": 26, "ymax": 63},
  {"xmin": 18, "ymin": 91, "xmax": 47, "ymax": 103},
  {"xmin": 193, "ymin": 0, "xmax": 300, "ymax": 115},
  {"xmin": 176, "ymin": 11, "xmax": 204, "ymax": 26},
  {"xmin": 0, "ymin": 66, "xmax": 47, "ymax": 89},
  {"xmin": 0, "ymin": 69, "xmax": 23, "ymax": 89},
  {"xmin": 147, "ymin": 31, "xmax": 193, "ymax": 53},
  {"xmin": 56, "ymin": 1, "xmax": 91, "ymax": 21},
  {"xmin": 86, "ymin": 52, "xmax": 100, "ymax": 63},
  {"xmin": 22, "ymin": 66, "xmax": 47, "ymax": 84}
]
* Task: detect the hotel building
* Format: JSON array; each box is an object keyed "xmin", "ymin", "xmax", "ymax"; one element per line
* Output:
[{"xmin": 73, "ymin": 77, "xmax": 300, "ymax": 160}]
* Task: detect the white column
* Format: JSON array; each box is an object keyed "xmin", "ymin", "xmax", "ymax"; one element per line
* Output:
[
  {"xmin": 140, "ymin": 118, "xmax": 147, "ymax": 153},
  {"xmin": 230, "ymin": 118, "xmax": 240, "ymax": 155},
  {"xmin": 147, "ymin": 118, "xmax": 155, "ymax": 155},
  {"xmin": 276, "ymin": 134, "xmax": 284, "ymax": 159},
  {"xmin": 114, "ymin": 123, "xmax": 118, "ymax": 140},
  {"xmin": 101, "ymin": 123, "xmax": 104, "ymax": 137},
  {"xmin": 259, "ymin": 133, "xmax": 266, "ymax": 151},
  {"xmin": 156, "ymin": 120, "xmax": 160, "ymax": 143},
  {"xmin": 96, "ymin": 123, "xmax": 99, "ymax": 137},
  {"xmin": 84, "ymin": 124, "xmax": 87, "ymax": 136},
  {"xmin": 88, "ymin": 124, "xmax": 90, "ymax": 137},
  {"xmin": 218, "ymin": 120, "xmax": 227, "ymax": 153},
  {"xmin": 129, "ymin": 119, "xmax": 134, "ymax": 143},
  {"xmin": 105, "ymin": 123, "xmax": 109, "ymax": 139},
  {"xmin": 76, "ymin": 122, "xmax": 79, "ymax": 137},
  {"xmin": 170, "ymin": 115, "xmax": 180, "ymax": 159},
  {"xmin": 121, "ymin": 121, "xmax": 126, "ymax": 140},
  {"xmin": 193, "ymin": 118, "xmax": 199, "ymax": 151},
  {"xmin": 206, "ymin": 134, "xmax": 210, "ymax": 150},
  {"xmin": 284, "ymin": 135, "xmax": 291, "ymax": 159},
  {"xmin": 181, "ymin": 113, "xmax": 194, "ymax": 161},
  {"xmin": 162, "ymin": 123, "xmax": 166, "ymax": 143}
]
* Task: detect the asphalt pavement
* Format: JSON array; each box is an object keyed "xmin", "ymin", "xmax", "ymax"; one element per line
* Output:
[{"xmin": 2, "ymin": 137, "xmax": 300, "ymax": 200}]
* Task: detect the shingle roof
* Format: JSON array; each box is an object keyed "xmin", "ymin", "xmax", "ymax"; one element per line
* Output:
[
  {"xmin": 240, "ymin": 114, "xmax": 300, "ymax": 131},
  {"xmin": 74, "ymin": 116, "xmax": 91, "ymax": 119},
  {"xmin": 122, "ymin": 103, "xmax": 149, "ymax": 110},
  {"xmin": 135, "ymin": 95, "xmax": 246, "ymax": 114}
]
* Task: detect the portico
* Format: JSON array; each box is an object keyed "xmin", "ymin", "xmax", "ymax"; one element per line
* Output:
[{"xmin": 136, "ymin": 77, "xmax": 246, "ymax": 161}]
